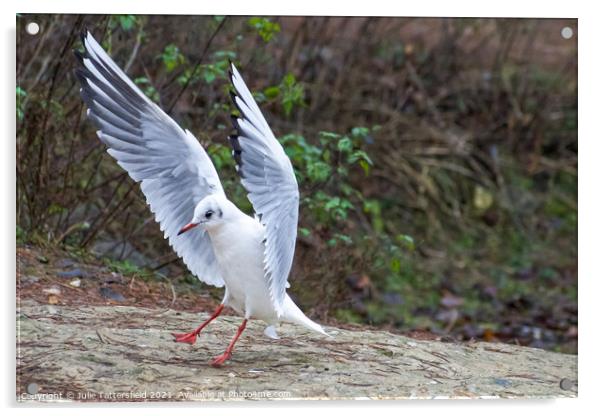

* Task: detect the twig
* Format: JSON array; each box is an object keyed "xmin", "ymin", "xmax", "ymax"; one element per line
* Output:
[
  {"xmin": 152, "ymin": 257, "xmax": 180, "ymax": 271},
  {"xmin": 168, "ymin": 281, "xmax": 177, "ymax": 306},
  {"xmin": 124, "ymin": 24, "xmax": 144, "ymax": 73},
  {"xmin": 54, "ymin": 222, "xmax": 89, "ymax": 245},
  {"xmin": 166, "ymin": 17, "xmax": 228, "ymax": 114},
  {"xmin": 47, "ymin": 276, "xmax": 84, "ymax": 292}
]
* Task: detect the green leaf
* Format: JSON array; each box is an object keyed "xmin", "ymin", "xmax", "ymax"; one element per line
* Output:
[
  {"xmin": 16, "ymin": 225, "xmax": 26, "ymax": 244},
  {"xmin": 16, "ymin": 86, "xmax": 26, "ymax": 121},
  {"xmin": 337, "ymin": 137, "xmax": 353, "ymax": 153},
  {"xmin": 327, "ymin": 233, "xmax": 353, "ymax": 247},
  {"xmin": 324, "ymin": 197, "xmax": 341, "ymax": 211},
  {"xmin": 396, "ymin": 234, "xmax": 415, "ymax": 251},
  {"xmin": 307, "ymin": 160, "xmax": 331, "ymax": 183},
  {"xmin": 319, "ymin": 131, "xmax": 341, "ymax": 140},
  {"xmin": 351, "ymin": 126, "xmax": 370, "ymax": 138},
  {"xmin": 337, "ymin": 166, "xmax": 349, "ymax": 177},
  {"xmin": 195, "ymin": 57, "xmax": 231, "ymax": 85},
  {"xmin": 177, "ymin": 68, "xmax": 200, "ymax": 87},
  {"xmin": 106, "ymin": 258, "xmax": 143, "ymax": 276},
  {"xmin": 390, "ymin": 257, "xmax": 401, "ymax": 274},
  {"xmin": 248, "ymin": 17, "xmax": 281, "ymax": 42},
  {"xmin": 203, "ymin": 70, "xmax": 216, "ymax": 84},
  {"xmin": 362, "ymin": 200, "xmax": 384, "ymax": 233},
  {"xmin": 282, "ymin": 73, "xmax": 295, "ymax": 87},
  {"xmin": 213, "ymin": 50, "xmax": 236, "ymax": 61},
  {"xmin": 263, "ymin": 85, "xmax": 280, "ymax": 99},
  {"xmin": 134, "ymin": 77, "xmax": 159, "ymax": 102},
  {"xmin": 208, "ymin": 143, "xmax": 236, "ymax": 170},
  {"xmin": 161, "ymin": 44, "xmax": 186, "ymax": 72},
  {"xmin": 359, "ymin": 160, "xmax": 371, "ymax": 176},
  {"xmin": 279, "ymin": 73, "xmax": 305, "ymax": 117},
  {"xmin": 118, "ymin": 15, "xmax": 137, "ymax": 31},
  {"xmin": 334, "ymin": 233, "xmax": 353, "ymax": 245},
  {"xmin": 348, "ymin": 150, "xmax": 373, "ymax": 165},
  {"xmin": 47, "ymin": 202, "xmax": 67, "ymax": 215}
]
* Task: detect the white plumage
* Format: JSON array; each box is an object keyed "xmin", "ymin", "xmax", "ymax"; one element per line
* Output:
[{"xmin": 75, "ymin": 31, "xmax": 328, "ymax": 367}]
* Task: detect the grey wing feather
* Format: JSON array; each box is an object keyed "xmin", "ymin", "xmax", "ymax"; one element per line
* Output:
[
  {"xmin": 228, "ymin": 63, "xmax": 299, "ymax": 315},
  {"xmin": 75, "ymin": 31, "xmax": 225, "ymax": 287}
]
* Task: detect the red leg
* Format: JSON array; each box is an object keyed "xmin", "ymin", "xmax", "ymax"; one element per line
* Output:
[
  {"xmin": 172, "ymin": 304, "xmax": 224, "ymax": 345},
  {"xmin": 210, "ymin": 319, "xmax": 247, "ymax": 367}
]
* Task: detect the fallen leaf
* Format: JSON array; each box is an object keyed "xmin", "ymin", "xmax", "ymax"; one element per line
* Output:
[{"xmin": 483, "ymin": 328, "xmax": 497, "ymax": 342}]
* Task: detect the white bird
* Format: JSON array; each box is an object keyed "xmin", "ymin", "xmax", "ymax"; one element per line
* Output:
[{"xmin": 74, "ymin": 31, "xmax": 328, "ymax": 366}]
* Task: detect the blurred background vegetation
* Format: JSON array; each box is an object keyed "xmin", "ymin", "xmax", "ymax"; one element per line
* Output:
[{"xmin": 16, "ymin": 15, "xmax": 577, "ymax": 353}]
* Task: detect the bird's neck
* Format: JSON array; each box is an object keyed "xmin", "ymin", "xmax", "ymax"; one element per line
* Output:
[{"xmin": 205, "ymin": 205, "xmax": 252, "ymax": 242}]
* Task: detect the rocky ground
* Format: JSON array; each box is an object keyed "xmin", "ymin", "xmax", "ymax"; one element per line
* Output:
[
  {"xmin": 16, "ymin": 245, "xmax": 577, "ymax": 401},
  {"xmin": 17, "ymin": 300, "xmax": 577, "ymax": 402}
]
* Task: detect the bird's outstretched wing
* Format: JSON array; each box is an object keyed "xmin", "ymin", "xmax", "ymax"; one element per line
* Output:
[
  {"xmin": 228, "ymin": 63, "xmax": 300, "ymax": 316},
  {"xmin": 75, "ymin": 31, "xmax": 225, "ymax": 287}
]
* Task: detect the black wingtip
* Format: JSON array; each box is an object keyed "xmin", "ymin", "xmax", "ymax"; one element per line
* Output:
[
  {"xmin": 74, "ymin": 68, "xmax": 89, "ymax": 86},
  {"xmin": 230, "ymin": 113, "xmax": 240, "ymax": 130},
  {"xmin": 228, "ymin": 134, "xmax": 241, "ymax": 149},
  {"xmin": 74, "ymin": 26, "xmax": 91, "ymax": 62},
  {"xmin": 229, "ymin": 90, "xmax": 244, "ymax": 114},
  {"xmin": 73, "ymin": 48, "xmax": 85, "ymax": 63},
  {"xmin": 80, "ymin": 28, "xmax": 89, "ymax": 45},
  {"xmin": 229, "ymin": 89, "xmax": 237, "ymax": 103},
  {"xmin": 228, "ymin": 135, "xmax": 244, "ymax": 177},
  {"xmin": 228, "ymin": 59, "xmax": 239, "ymax": 81}
]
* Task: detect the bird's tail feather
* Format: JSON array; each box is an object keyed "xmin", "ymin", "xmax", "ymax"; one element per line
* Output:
[{"xmin": 281, "ymin": 295, "xmax": 331, "ymax": 337}]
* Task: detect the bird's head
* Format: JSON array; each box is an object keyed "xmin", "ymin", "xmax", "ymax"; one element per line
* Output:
[{"xmin": 178, "ymin": 194, "xmax": 229, "ymax": 235}]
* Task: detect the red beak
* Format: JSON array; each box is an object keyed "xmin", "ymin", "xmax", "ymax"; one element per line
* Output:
[{"xmin": 177, "ymin": 222, "xmax": 198, "ymax": 236}]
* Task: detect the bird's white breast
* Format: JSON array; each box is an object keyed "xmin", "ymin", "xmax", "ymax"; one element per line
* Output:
[{"xmin": 206, "ymin": 216, "xmax": 278, "ymax": 322}]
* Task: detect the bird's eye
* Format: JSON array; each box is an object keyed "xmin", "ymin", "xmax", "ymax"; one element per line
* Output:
[{"xmin": 205, "ymin": 210, "xmax": 214, "ymax": 219}]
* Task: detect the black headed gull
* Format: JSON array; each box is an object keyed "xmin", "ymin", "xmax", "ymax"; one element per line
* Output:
[{"xmin": 74, "ymin": 31, "xmax": 328, "ymax": 367}]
